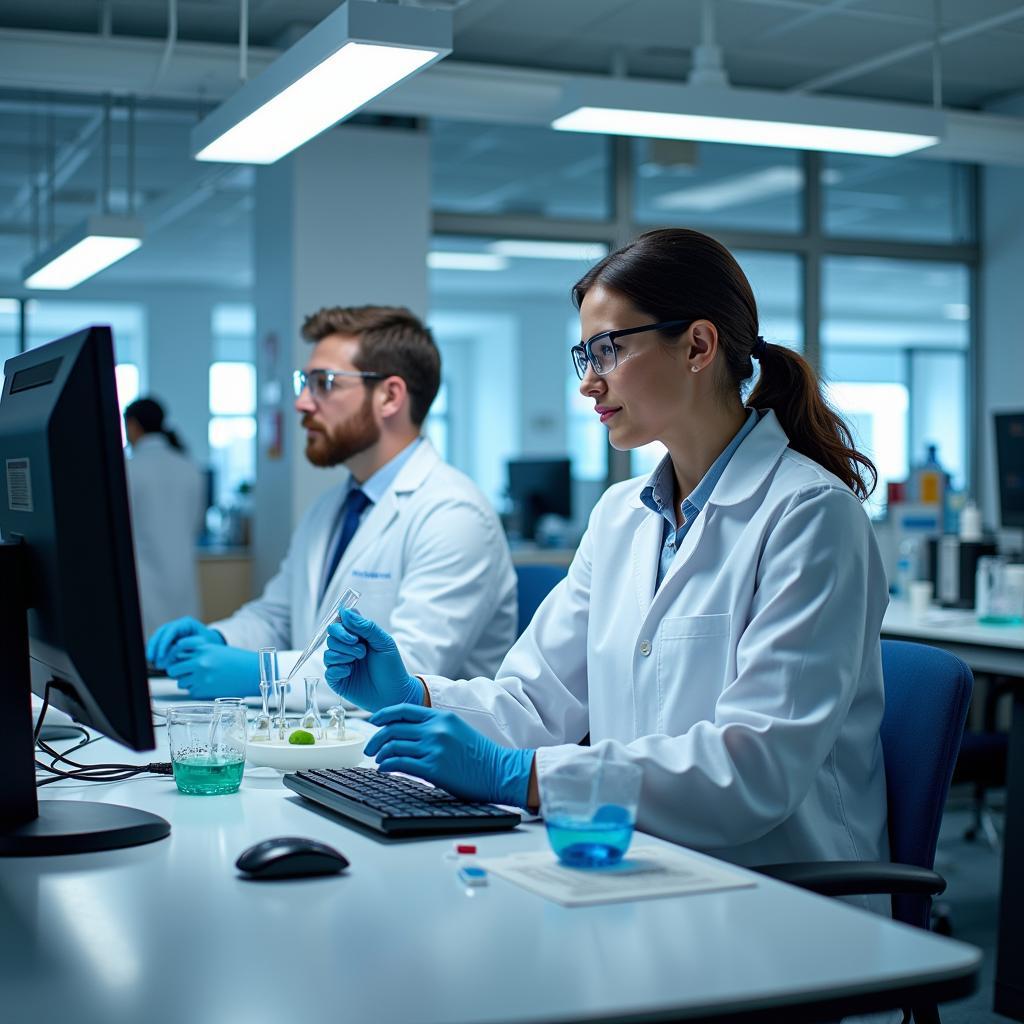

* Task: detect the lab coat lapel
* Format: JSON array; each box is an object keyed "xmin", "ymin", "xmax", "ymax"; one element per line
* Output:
[
  {"xmin": 315, "ymin": 439, "xmax": 440, "ymax": 619},
  {"xmin": 629, "ymin": 499, "xmax": 663, "ymax": 616},
  {"xmin": 646, "ymin": 410, "xmax": 790, "ymax": 611}
]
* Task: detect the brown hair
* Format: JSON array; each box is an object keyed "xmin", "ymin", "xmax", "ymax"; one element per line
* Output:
[
  {"xmin": 572, "ymin": 229, "xmax": 876, "ymax": 500},
  {"xmin": 301, "ymin": 305, "xmax": 440, "ymax": 427}
]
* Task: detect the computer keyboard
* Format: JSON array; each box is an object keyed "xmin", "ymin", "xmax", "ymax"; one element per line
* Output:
[{"xmin": 284, "ymin": 767, "xmax": 522, "ymax": 837}]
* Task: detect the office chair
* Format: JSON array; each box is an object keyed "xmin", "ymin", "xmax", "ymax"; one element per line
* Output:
[
  {"xmin": 951, "ymin": 673, "xmax": 1011, "ymax": 849},
  {"xmin": 755, "ymin": 640, "xmax": 973, "ymax": 1024},
  {"xmin": 514, "ymin": 563, "xmax": 568, "ymax": 637}
]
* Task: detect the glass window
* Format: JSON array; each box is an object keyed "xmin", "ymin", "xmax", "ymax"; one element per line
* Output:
[
  {"xmin": 24, "ymin": 299, "xmax": 147, "ymax": 445},
  {"xmin": 823, "ymin": 154, "xmax": 972, "ymax": 244},
  {"xmin": 429, "ymin": 234, "xmax": 609, "ymax": 535},
  {"xmin": 0, "ymin": 298, "xmax": 19, "ymax": 392},
  {"xmin": 115, "ymin": 363, "xmax": 141, "ymax": 447},
  {"xmin": 630, "ymin": 249, "xmax": 803, "ymax": 478},
  {"xmin": 25, "ymin": 299, "xmax": 146, "ymax": 367},
  {"xmin": 822, "ymin": 256, "xmax": 970, "ymax": 517},
  {"xmin": 633, "ymin": 140, "xmax": 803, "ymax": 234},
  {"xmin": 423, "ymin": 380, "xmax": 449, "ymax": 461},
  {"xmin": 431, "ymin": 119, "xmax": 611, "ymax": 220},
  {"xmin": 209, "ymin": 303, "xmax": 257, "ymax": 510}
]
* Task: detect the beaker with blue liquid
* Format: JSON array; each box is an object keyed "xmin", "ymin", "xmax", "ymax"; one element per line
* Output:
[{"xmin": 541, "ymin": 754, "xmax": 643, "ymax": 868}]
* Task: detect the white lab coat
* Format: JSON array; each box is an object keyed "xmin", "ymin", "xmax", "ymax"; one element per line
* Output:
[
  {"xmin": 125, "ymin": 434, "xmax": 204, "ymax": 640},
  {"xmin": 212, "ymin": 438, "xmax": 517, "ymax": 684},
  {"xmin": 426, "ymin": 411, "xmax": 890, "ymax": 908}
]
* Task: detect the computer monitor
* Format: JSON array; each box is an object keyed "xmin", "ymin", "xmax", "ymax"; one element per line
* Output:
[
  {"xmin": 0, "ymin": 326, "xmax": 169, "ymax": 855},
  {"xmin": 507, "ymin": 458, "xmax": 572, "ymax": 542},
  {"xmin": 995, "ymin": 413, "xmax": 1024, "ymax": 531}
]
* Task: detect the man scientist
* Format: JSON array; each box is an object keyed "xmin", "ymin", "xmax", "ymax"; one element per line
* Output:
[{"xmin": 147, "ymin": 305, "xmax": 517, "ymax": 696}]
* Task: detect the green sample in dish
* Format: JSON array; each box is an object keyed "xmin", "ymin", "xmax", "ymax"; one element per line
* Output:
[{"xmin": 289, "ymin": 729, "xmax": 316, "ymax": 745}]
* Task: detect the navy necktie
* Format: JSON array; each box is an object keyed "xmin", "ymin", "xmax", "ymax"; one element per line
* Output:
[{"xmin": 321, "ymin": 488, "xmax": 371, "ymax": 600}]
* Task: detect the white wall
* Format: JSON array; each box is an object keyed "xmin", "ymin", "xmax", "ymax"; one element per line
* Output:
[{"xmin": 981, "ymin": 92, "xmax": 1024, "ymax": 527}]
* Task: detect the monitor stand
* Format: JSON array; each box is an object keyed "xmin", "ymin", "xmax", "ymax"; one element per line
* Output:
[{"xmin": 0, "ymin": 539, "xmax": 170, "ymax": 855}]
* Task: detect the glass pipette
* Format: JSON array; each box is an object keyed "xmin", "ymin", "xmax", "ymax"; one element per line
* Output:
[{"xmin": 286, "ymin": 587, "xmax": 361, "ymax": 683}]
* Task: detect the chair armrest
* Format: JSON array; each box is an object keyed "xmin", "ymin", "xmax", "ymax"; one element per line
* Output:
[{"xmin": 753, "ymin": 860, "xmax": 947, "ymax": 898}]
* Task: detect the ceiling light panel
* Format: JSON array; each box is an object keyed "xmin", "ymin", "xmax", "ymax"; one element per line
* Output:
[
  {"xmin": 553, "ymin": 80, "xmax": 943, "ymax": 158},
  {"xmin": 192, "ymin": 1, "xmax": 452, "ymax": 165},
  {"xmin": 22, "ymin": 217, "xmax": 144, "ymax": 290}
]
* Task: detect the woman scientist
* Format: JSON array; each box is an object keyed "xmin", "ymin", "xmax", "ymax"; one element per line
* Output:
[{"xmin": 323, "ymin": 228, "xmax": 890, "ymax": 895}]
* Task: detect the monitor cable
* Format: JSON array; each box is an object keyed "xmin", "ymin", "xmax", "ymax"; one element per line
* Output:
[{"xmin": 33, "ymin": 682, "xmax": 173, "ymax": 787}]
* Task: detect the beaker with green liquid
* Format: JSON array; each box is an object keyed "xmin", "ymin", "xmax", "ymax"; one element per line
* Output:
[{"xmin": 167, "ymin": 704, "xmax": 247, "ymax": 795}]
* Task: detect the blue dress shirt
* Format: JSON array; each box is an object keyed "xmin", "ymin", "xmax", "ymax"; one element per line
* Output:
[{"xmin": 640, "ymin": 410, "xmax": 760, "ymax": 589}]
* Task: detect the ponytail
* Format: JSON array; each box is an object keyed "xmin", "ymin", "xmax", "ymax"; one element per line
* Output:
[
  {"xmin": 162, "ymin": 427, "xmax": 186, "ymax": 453},
  {"xmin": 748, "ymin": 343, "xmax": 876, "ymax": 500},
  {"xmin": 124, "ymin": 396, "xmax": 188, "ymax": 455},
  {"xmin": 573, "ymin": 228, "xmax": 877, "ymax": 501}
]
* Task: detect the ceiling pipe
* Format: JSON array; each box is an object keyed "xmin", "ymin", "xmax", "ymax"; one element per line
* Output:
[
  {"xmin": 791, "ymin": 4, "xmax": 1024, "ymax": 94},
  {"xmin": 149, "ymin": 0, "xmax": 178, "ymax": 94}
]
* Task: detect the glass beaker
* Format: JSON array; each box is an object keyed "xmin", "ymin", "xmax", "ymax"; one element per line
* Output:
[
  {"xmin": 540, "ymin": 755, "xmax": 643, "ymax": 868},
  {"xmin": 167, "ymin": 704, "xmax": 247, "ymax": 795},
  {"xmin": 976, "ymin": 556, "xmax": 1024, "ymax": 625}
]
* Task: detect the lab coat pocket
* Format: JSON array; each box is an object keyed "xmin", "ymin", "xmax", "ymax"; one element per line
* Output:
[
  {"xmin": 346, "ymin": 573, "xmax": 398, "ymax": 621},
  {"xmin": 656, "ymin": 613, "xmax": 732, "ymax": 734}
]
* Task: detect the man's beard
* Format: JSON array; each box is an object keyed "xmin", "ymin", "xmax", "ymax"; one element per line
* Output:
[{"xmin": 303, "ymin": 393, "xmax": 380, "ymax": 468}]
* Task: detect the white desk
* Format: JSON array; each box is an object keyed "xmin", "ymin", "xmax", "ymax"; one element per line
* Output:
[
  {"xmin": 2, "ymin": 724, "xmax": 979, "ymax": 1024},
  {"xmin": 882, "ymin": 600, "xmax": 1024, "ymax": 1020}
]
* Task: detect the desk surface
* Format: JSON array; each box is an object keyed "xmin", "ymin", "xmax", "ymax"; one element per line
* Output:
[
  {"xmin": 882, "ymin": 599, "xmax": 1024, "ymax": 650},
  {"xmin": 2, "ymin": 726, "xmax": 979, "ymax": 1024}
]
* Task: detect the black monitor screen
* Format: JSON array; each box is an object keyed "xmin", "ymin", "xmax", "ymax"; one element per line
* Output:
[
  {"xmin": 995, "ymin": 412, "xmax": 1024, "ymax": 530},
  {"xmin": 0, "ymin": 326, "xmax": 153, "ymax": 750},
  {"xmin": 507, "ymin": 458, "xmax": 572, "ymax": 541}
]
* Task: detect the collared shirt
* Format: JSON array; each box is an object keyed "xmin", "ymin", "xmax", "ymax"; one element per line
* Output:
[
  {"xmin": 640, "ymin": 409, "xmax": 760, "ymax": 589},
  {"xmin": 318, "ymin": 437, "xmax": 423, "ymax": 598}
]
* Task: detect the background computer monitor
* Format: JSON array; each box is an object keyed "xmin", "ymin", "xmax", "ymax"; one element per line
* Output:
[
  {"xmin": 0, "ymin": 326, "xmax": 169, "ymax": 854},
  {"xmin": 994, "ymin": 412, "xmax": 1024, "ymax": 530},
  {"xmin": 507, "ymin": 458, "xmax": 572, "ymax": 542}
]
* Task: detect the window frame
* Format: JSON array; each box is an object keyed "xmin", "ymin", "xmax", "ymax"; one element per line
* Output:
[{"xmin": 431, "ymin": 140, "xmax": 979, "ymax": 497}]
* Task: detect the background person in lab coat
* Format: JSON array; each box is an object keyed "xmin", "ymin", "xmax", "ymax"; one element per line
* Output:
[
  {"xmin": 148, "ymin": 305, "xmax": 516, "ymax": 698},
  {"xmin": 324, "ymin": 230, "xmax": 892, "ymax": 901},
  {"xmin": 124, "ymin": 398, "xmax": 204, "ymax": 642}
]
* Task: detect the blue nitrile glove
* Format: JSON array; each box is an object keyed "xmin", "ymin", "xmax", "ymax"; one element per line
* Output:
[
  {"xmin": 323, "ymin": 609, "xmax": 425, "ymax": 712},
  {"xmin": 147, "ymin": 617, "xmax": 224, "ymax": 670},
  {"xmin": 365, "ymin": 704, "xmax": 535, "ymax": 808},
  {"xmin": 164, "ymin": 638, "xmax": 259, "ymax": 699}
]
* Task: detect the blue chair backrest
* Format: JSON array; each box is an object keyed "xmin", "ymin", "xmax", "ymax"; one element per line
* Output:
[
  {"xmin": 515, "ymin": 564, "xmax": 568, "ymax": 637},
  {"xmin": 880, "ymin": 639, "xmax": 973, "ymax": 928}
]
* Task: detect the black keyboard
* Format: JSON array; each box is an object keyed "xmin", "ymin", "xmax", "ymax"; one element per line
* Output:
[{"xmin": 284, "ymin": 767, "xmax": 521, "ymax": 837}]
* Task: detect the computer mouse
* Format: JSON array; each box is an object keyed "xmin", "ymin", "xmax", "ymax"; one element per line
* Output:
[{"xmin": 236, "ymin": 836, "xmax": 350, "ymax": 880}]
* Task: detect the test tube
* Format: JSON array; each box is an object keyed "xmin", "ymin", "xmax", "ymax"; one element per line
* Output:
[{"xmin": 258, "ymin": 647, "xmax": 278, "ymax": 689}]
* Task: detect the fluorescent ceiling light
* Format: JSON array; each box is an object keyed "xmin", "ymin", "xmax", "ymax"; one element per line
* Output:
[
  {"xmin": 654, "ymin": 166, "xmax": 803, "ymax": 212},
  {"xmin": 192, "ymin": 1, "xmax": 451, "ymax": 164},
  {"xmin": 427, "ymin": 252, "xmax": 508, "ymax": 272},
  {"xmin": 488, "ymin": 240, "xmax": 607, "ymax": 261},
  {"xmin": 22, "ymin": 216, "xmax": 143, "ymax": 290},
  {"xmin": 553, "ymin": 79, "xmax": 943, "ymax": 158}
]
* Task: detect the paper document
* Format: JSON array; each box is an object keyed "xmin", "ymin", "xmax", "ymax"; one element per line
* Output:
[{"xmin": 479, "ymin": 844, "xmax": 756, "ymax": 907}]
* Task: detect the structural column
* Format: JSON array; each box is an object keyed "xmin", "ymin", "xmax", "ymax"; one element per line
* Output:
[{"xmin": 251, "ymin": 124, "xmax": 430, "ymax": 589}]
